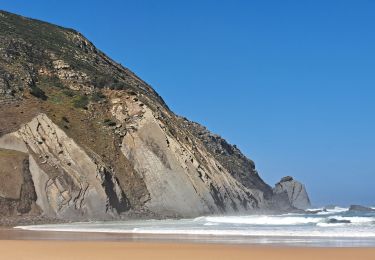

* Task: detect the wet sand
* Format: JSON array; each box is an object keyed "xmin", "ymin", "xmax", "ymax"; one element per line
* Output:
[
  {"xmin": 0, "ymin": 228, "xmax": 374, "ymax": 260},
  {"xmin": 0, "ymin": 240, "xmax": 374, "ymax": 260}
]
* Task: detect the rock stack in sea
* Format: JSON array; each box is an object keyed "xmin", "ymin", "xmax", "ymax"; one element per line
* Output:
[{"xmin": 273, "ymin": 176, "xmax": 311, "ymax": 210}]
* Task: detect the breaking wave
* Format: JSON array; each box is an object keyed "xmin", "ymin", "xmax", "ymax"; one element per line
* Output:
[
  {"xmin": 195, "ymin": 216, "xmax": 323, "ymax": 225},
  {"xmin": 15, "ymin": 205, "xmax": 375, "ymax": 243}
]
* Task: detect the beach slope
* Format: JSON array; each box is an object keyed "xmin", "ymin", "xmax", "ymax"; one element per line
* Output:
[{"xmin": 0, "ymin": 241, "xmax": 374, "ymax": 260}]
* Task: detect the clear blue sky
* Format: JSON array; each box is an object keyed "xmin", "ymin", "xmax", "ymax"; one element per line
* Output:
[{"xmin": 2, "ymin": 0, "xmax": 374, "ymax": 206}]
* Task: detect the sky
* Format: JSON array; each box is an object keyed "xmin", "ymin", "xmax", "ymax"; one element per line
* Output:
[{"xmin": 1, "ymin": 0, "xmax": 374, "ymax": 206}]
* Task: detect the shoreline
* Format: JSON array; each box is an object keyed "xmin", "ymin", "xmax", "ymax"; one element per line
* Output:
[
  {"xmin": 2, "ymin": 227, "xmax": 375, "ymax": 247},
  {"xmin": 1, "ymin": 227, "xmax": 375, "ymax": 259},
  {"xmin": 0, "ymin": 240, "xmax": 374, "ymax": 260}
]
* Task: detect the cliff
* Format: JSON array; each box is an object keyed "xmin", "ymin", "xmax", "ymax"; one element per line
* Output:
[{"xmin": 0, "ymin": 10, "xmax": 308, "ymax": 222}]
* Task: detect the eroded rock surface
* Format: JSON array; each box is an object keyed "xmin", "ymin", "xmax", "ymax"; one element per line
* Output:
[
  {"xmin": 273, "ymin": 176, "xmax": 311, "ymax": 210},
  {"xmin": 115, "ymin": 98, "xmax": 263, "ymax": 216},
  {"xmin": 0, "ymin": 114, "xmax": 129, "ymax": 220},
  {"xmin": 0, "ymin": 10, "xmax": 311, "ymax": 221}
]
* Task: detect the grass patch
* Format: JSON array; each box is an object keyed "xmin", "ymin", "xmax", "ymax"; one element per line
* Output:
[
  {"xmin": 62, "ymin": 89, "xmax": 75, "ymax": 97},
  {"xmin": 49, "ymin": 93, "xmax": 64, "ymax": 104},
  {"xmin": 38, "ymin": 75, "xmax": 64, "ymax": 89}
]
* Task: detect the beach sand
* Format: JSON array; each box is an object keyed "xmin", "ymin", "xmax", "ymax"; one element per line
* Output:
[
  {"xmin": 0, "ymin": 240, "xmax": 374, "ymax": 260},
  {"xmin": 0, "ymin": 228, "xmax": 374, "ymax": 260}
]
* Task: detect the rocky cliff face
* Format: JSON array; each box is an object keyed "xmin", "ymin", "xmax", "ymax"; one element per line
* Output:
[
  {"xmin": 0, "ymin": 114, "xmax": 129, "ymax": 219},
  {"xmin": 273, "ymin": 176, "xmax": 311, "ymax": 210},
  {"xmin": 0, "ymin": 10, "xmax": 309, "ymax": 221}
]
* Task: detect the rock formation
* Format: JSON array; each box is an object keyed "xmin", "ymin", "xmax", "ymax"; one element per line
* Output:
[
  {"xmin": 273, "ymin": 176, "xmax": 311, "ymax": 210},
  {"xmin": 0, "ymin": 10, "xmax": 310, "ymax": 222},
  {"xmin": 348, "ymin": 205, "xmax": 375, "ymax": 213}
]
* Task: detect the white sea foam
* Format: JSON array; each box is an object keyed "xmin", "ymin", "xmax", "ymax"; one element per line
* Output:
[
  {"xmin": 328, "ymin": 207, "xmax": 348, "ymax": 212},
  {"xmin": 15, "ymin": 224, "xmax": 375, "ymax": 238},
  {"xmin": 306, "ymin": 207, "xmax": 324, "ymax": 211},
  {"xmin": 201, "ymin": 216, "xmax": 323, "ymax": 225},
  {"xmin": 317, "ymin": 223, "xmax": 347, "ymax": 227},
  {"xmin": 15, "ymin": 209, "xmax": 375, "ymax": 240},
  {"xmin": 203, "ymin": 222, "xmax": 219, "ymax": 226},
  {"xmin": 314, "ymin": 207, "xmax": 349, "ymax": 215}
]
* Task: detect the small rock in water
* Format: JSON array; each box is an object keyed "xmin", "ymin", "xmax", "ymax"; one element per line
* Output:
[
  {"xmin": 306, "ymin": 209, "xmax": 327, "ymax": 214},
  {"xmin": 348, "ymin": 205, "xmax": 375, "ymax": 212},
  {"xmin": 273, "ymin": 176, "xmax": 311, "ymax": 210},
  {"xmin": 327, "ymin": 218, "xmax": 351, "ymax": 224}
]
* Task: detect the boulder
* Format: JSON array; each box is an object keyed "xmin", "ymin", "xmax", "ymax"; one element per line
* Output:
[
  {"xmin": 273, "ymin": 176, "xmax": 311, "ymax": 210},
  {"xmin": 348, "ymin": 205, "xmax": 375, "ymax": 212}
]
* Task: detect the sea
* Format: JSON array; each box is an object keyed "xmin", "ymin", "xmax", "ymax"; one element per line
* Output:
[{"xmin": 15, "ymin": 206, "xmax": 375, "ymax": 247}]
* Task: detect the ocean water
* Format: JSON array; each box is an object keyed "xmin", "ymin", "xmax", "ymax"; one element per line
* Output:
[{"xmin": 16, "ymin": 206, "xmax": 375, "ymax": 247}]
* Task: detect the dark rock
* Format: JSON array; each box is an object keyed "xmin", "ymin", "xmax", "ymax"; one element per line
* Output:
[
  {"xmin": 306, "ymin": 209, "xmax": 327, "ymax": 214},
  {"xmin": 348, "ymin": 205, "xmax": 375, "ymax": 212},
  {"xmin": 327, "ymin": 218, "xmax": 351, "ymax": 224},
  {"xmin": 181, "ymin": 118, "xmax": 274, "ymax": 199},
  {"xmin": 280, "ymin": 176, "xmax": 294, "ymax": 182}
]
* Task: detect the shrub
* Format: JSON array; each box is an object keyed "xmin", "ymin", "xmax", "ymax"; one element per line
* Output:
[
  {"xmin": 91, "ymin": 91, "xmax": 106, "ymax": 102},
  {"xmin": 92, "ymin": 75, "xmax": 129, "ymax": 90},
  {"xmin": 37, "ymin": 75, "xmax": 64, "ymax": 89},
  {"xmin": 52, "ymin": 78, "xmax": 64, "ymax": 89},
  {"xmin": 92, "ymin": 76, "xmax": 111, "ymax": 88},
  {"xmin": 103, "ymin": 118, "xmax": 116, "ymax": 127},
  {"xmin": 47, "ymin": 76, "xmax": 64, "ymax": 89},
  {"xmin": 62, "ymin": 89, "xmax": 75, "ymax": 97},
  {"xmin": 109, "ymin": 82, "xmax": 125, "ymax": 90},
  {"xmin": 73, "ymin": 95, "xmax": 89, "ymax": 109},
  {"xmin": 29, "ymin": 85, "xmax": 47, "ymax": 100},
  {"xmin": 62, "ymin": 116, "xmax": 69, "ymax": 123}
]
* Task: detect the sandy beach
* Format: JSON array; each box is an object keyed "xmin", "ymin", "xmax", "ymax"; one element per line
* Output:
[
  {"xmin": 1, "ymin": 227, "xmax": 374, "ymax": 260},
  {"xmin": 0, "ymin": 240, "xmax": 374, "ymax": 260}
]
